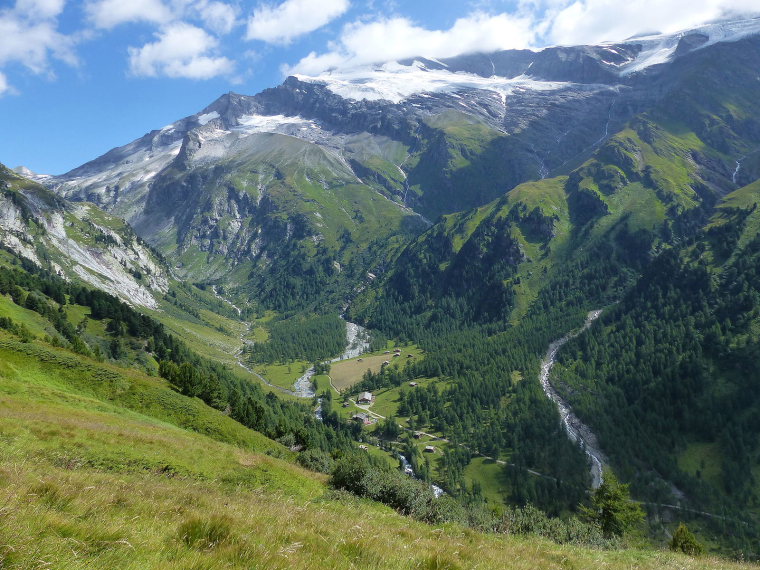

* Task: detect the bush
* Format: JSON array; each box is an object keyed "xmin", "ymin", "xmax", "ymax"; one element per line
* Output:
[
  {"xmin": 330, "ymin": 456, "xmax": 615, "ymax": 549},
  {"xmin": 500, "ymin": 504, "xmax": 614, "ymax": 548},
  {"xmin": 499, "ymin": 505, "xmax": 617, "ymax": 548},
  {"xmin": 330, "ymin": 454, "xmax": 443, "ymax": 522},
  {"xmin": 670, "ymin": 522, "xmax": 704, "ymax": 556},
  {"xmin": 178, "ymin": 516, "xmax": 234, "ymax": 550},
  {"xmin": 297, "ymin": 449, "xmax": 334, "ymax": 473}
]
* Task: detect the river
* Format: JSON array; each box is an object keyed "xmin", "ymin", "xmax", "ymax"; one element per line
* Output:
[
  {"xmin": 397, "ymin": 453, "xmax": 445, "ymax": 497},
  {"xmin": 291, "ymin": 319, "xmax": 371, "ymax": 399},
  {"xmin": 539, "ymin": 310, "xmax": 608, "ymax": 489}
]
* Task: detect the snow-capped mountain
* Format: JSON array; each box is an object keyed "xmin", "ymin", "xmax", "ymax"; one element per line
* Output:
[
  {"xmin": 41, "ymin": 16, "xmax": 760, "ymax": 289},
  {"xmin": 290, "ymin": 16, "xmax": 760, "ymax": 104}
]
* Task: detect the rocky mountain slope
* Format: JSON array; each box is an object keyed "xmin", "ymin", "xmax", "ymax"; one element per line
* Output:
[
  {"xmin": 41, "ymin": 17, "xmax": 760, "ymax": 311},
  {"xmin": 0, "ymin": 164, "xmax": 168, "ymax": 308}
]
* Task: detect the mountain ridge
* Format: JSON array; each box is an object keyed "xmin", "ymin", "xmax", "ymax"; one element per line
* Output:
[{"xmin": 38, "ymin": 18, "xmax": 760, "ymax": 312}]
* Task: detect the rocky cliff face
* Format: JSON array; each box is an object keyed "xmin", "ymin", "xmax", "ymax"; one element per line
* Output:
[{"xmin": 0, "ymin": 165, "xmax": 168, "ymax": 308}]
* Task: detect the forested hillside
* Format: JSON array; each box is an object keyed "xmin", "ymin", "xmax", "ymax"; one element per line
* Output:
[
  {"xmin": 346, "ymin": 33, "xmax": 760, "ymax": 557},
  {"xmin": 554, "ymin": 200, "xmax": 760, "ymax": 555}
]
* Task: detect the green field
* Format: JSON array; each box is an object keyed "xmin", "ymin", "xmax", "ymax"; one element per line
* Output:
[
  {"xmin": 254, "ymin": 361, "xmax": 309, "ymax": 391},
  {"xmin": 464, "ymin": 457, "xmax": 510, "ymax": 505},
  {"xmin": 0, "ymin": 293, "xmax": 52, "ymax": 337},
  {"xmin": 330, "ymin": 344, "xmax": 424, "ymax": 392},
  {"xmin": 370, "ymin": 377, "xmax": 448, "ymax": 427},
  {"xmin": 677, "ymin": 443, "xmax": 724, "ymax": 488}
]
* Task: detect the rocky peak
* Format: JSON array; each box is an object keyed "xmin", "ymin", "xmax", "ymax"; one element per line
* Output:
[{"xmin": 198, "ymin": 91, "xmax": 261, "ymax": 128}]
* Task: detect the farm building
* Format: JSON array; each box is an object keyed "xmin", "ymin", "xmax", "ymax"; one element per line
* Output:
[
  {"xmin": 424, "ymin": 446, "xmax": 436, "ymax": 453},
  {"xmin": 357, "ymin": 392, "xmax": 374, "ymax": 404},
  {"xmin": 352, "ymin": 413, "xmax": 372, "ymax": 425}
]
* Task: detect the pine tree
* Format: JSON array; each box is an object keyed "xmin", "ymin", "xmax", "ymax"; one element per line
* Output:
[
  {"xmin": 670, "ymin": 522, "xmax": 704, "ymax": 556},
  {"xmin": 581, "ymin": 468, "xmax": 644, "ymax": 538}
]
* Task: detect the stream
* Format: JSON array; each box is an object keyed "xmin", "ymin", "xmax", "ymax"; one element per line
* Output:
[
  {"xmin": 539, "ymin": 310, "xmax": 608, "ymax": 489},
  {"xmin": 733, "ymin": 158, "xmax": 744, "ymax": 185},
  {"xmin": 216, "ymin": 285, "xmax": 371, "ymax": 404},
  {"xmin": 211, "ymin": 286, "xmax": 300, "ymax": 397},
  {"xmin": 398, "ymin": 453, "xmax": 445, "ymax": 497},
  {"xmin": 290, "ymin": 319, "xmax": 371, "ymax": 402}
]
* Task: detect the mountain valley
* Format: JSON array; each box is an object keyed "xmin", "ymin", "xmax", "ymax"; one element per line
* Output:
[{"xmin": 3, "ymin": 14, "xmax": 760, "ymax": 568}]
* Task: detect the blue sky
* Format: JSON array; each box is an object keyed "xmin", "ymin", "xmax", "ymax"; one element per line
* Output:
[{"xmin": 1, "ymin": 0, "xmax": 757, "ymax": 174}]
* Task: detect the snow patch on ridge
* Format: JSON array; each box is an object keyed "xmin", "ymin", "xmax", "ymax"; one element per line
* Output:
[
  {"xmin": 197, "ymin": 111, "xmax": 220, "ymax": 125},
  {"xmin": 234, "ymin": 113, "xmax": 315, "ymax": 133},
  {"xmin": 295, "ymin": 60, "xmax": 570, "ymax": 104},
  {"xmin": 618, "ymin": 16, "xmax": 760, "ymax": 74}
]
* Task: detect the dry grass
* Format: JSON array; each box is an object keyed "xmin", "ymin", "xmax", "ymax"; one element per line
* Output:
[
  {"xmin": 0, "ymin": 459, "xmax": 752, "ymax": 570},
  {"xmin": 331, "ymin": 354, "xmax": 395, "ymax": 391}
]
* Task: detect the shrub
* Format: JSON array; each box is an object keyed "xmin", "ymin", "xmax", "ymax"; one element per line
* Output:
[
  {"xmin": 500, "ymin": 504, "xmax": 614, "ymax": 548},
  {"xmin": 330, "ymin": 454, "xmax": 440, "ymax": 521},
  {"xmin": 330, "ymin": 456, "xmax": 615, "ymax": 549},
  {"xmin": 297, "ymin": 449, "xmax": 334, "ymax": 473},
  {"xmin": 670, "ymin": 522, "xmax": 704, "ymax": 556},
  {"xmin": 329, "ymin": 453, "xmax": 372, "ymax": 494}
]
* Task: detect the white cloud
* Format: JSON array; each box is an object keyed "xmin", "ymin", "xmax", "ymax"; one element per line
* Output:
[
  {"xmin": 15, "ymin": 0, "xmax": 65, "ymax": 19},
  {"xmin": 246, "ymin": 0, "xmax": 350, "ymax": 44},
  {"xmin": 85, "ymin": 0, "xmax": 240, "ymax": 80},
  {"xmin": 286, "ymin": 0, "xmax": 760, "ymax": 76},
  {"xmin": 0, "ymin": 0, "xmax": 76, "ymax": 83},
  {"xmin": 0, "ymin": 71, "xmax": 9, "ymax": 95},
  {"xmin": 86, "ymin": 0, "xmax": 241, "ymax": 32},
  {"xmin": 288, "ymin": 12, "xmax": 536, "ymax": 75},
  {"xmin": 85, "ymin": 0, "xmax": 173, "ymax": 29},
  {"xmin": 128, "ymin": 22, "xmax": 234, "ymax": 79},
  {"xmin": 194, "ymin": 0, "xmax": 238, "ymax": 34},
  {"xmin": 545, "ymin": 0, "xmax": 760, "ymax": 45}
]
